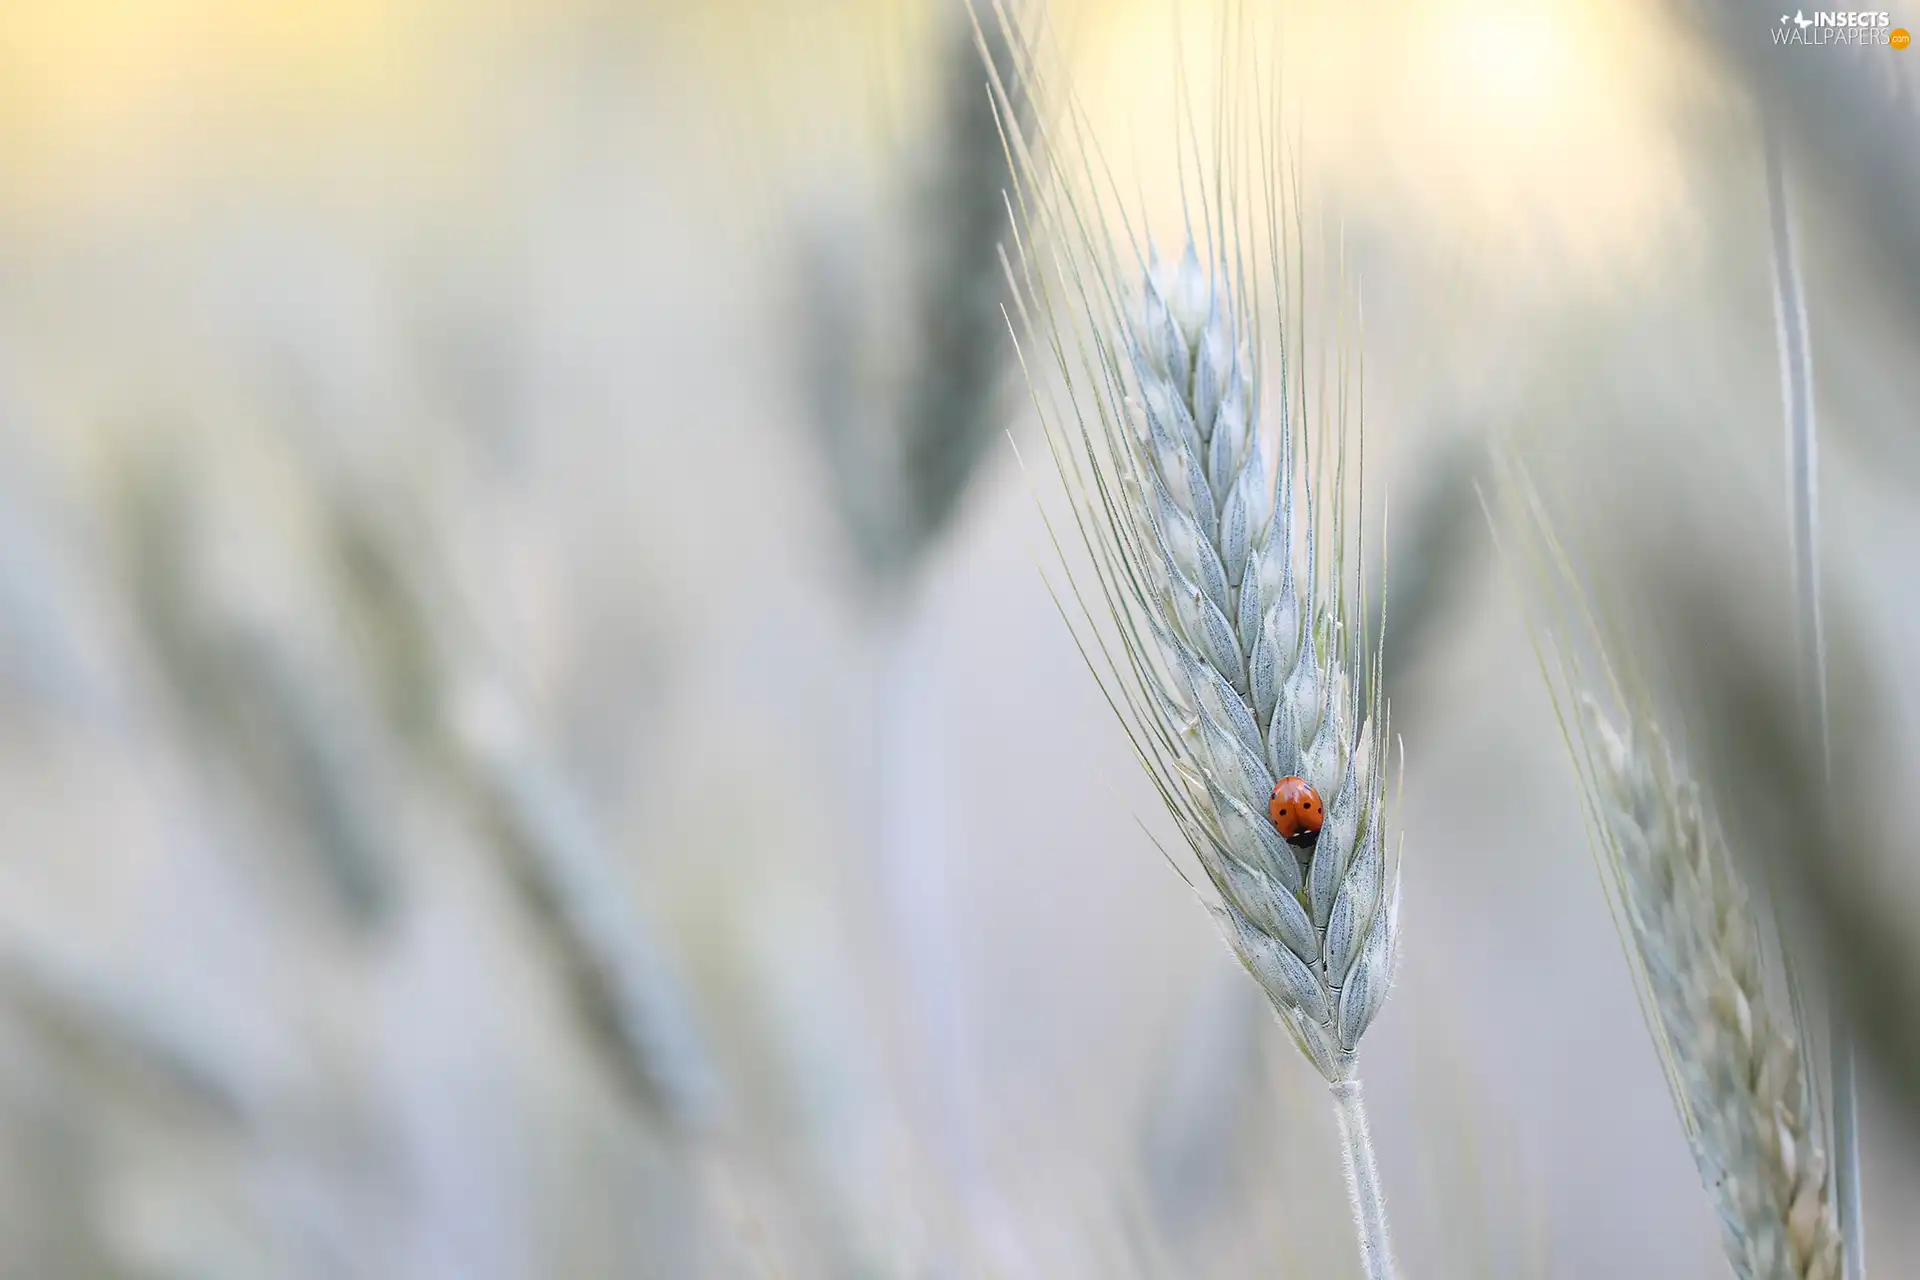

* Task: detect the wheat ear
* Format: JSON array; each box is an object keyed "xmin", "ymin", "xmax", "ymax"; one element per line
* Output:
[
  {"xmin": 1577, "ymin": 701, "xmax": 1841, "ymax": 1280},
  {"xmin": 326, "ymin": 494, "xmax": 718, "ymax": 1134},
  {"xmin": 1500, "ymin": 455, "xmax": 1844, "ymax": 1280},
  {"xmin": 987, "ymin": 10, "xmax": 1401, "ymax": 1272}
]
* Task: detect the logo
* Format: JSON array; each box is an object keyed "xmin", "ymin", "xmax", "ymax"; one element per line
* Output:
[{"xmin": 1773, "ymin": 10, "xmax": 1900, "ymax": 44}]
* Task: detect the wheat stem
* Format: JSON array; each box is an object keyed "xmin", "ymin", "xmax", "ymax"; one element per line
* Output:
[
  {"xmin": 1763, "ymin": 116, "xmax": 1860, "ymax": 1280},
  {"xmin": 1831, "ymin": 1042, "xmax": 1861, "ymax": 1280},
  {"xmin": 1331, "ymin": 1076, "xmax": 1397, "ymax": 1280},
  {"xmin": 874, "ymin": 597, "xmax": 986, "ymax": 1216},
  {"xmin": 802, "ymin": 13, "xmax": 1025, "ymax": 1242}
]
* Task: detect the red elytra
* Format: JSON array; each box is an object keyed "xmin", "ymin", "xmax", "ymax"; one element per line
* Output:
[{"xmin": 1268, "ymin": 775, "xmax": 1325, "ymax": 846}]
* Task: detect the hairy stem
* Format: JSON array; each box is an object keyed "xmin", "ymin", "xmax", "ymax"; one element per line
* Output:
[
  {"xmin": 1764, "ymin": 117, "xmax": 1861, "ymax": 1280},
  {"xmin": 1331, "ymin": 1076, "xmax": 1397, "ymax": 1280}
]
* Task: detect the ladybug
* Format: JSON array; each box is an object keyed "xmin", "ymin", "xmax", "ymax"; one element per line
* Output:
[{"xmin": 1268, "ymin": 775, "xmax": 1324, "ymax": 848}]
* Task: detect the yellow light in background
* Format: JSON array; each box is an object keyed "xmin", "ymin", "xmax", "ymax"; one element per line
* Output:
[
  {"xmin": 1353, "ymin": 0, "xmax": 1696, "ymax": 274},
  {"xmin": 1020, "ymin": 0, "xmax": 1704, "ymax": 281},
  {"xmin": 0, "ymin": 0, "xmax": 1710, "ymax": 277},
  {"xmin": 0, "ymin": 0, "xmax": 407, "ymax": 133},
  {"xmin": 0, "ymin": 0, "xmax": 521, "ymax": 219},
  {"xmin": 1442, "ymin": 6, "xmax": 1582, "ymax": 123}
]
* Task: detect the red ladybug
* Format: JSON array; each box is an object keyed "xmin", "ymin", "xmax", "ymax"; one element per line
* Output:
[{"xmin": 1268, "ymin": 775, "xmax": 1324, "ymax": 847}]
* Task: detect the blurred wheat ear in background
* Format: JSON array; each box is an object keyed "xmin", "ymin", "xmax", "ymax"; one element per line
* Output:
[
  {"xmin": 322, "ymin": 487, "xmax": 718, "ymax": 1133},
  {"xmin": 1584, "ymin": 697, "xmax": 1840, "ymax": 1280},
  {"xmin": 1505, "ymin": 463, "xmax": 1844, "ymax": 1277},
  {"xmin": 792, "ymin": 1, "xmax": 1031, "ymax": 1262},
  {"xmin": 114, "ymin": 449, "xmax": 402, "ymax": 932},
  {"xmin": 801, "ymin": 9, "xmax": 1030, "ymax": 594}
]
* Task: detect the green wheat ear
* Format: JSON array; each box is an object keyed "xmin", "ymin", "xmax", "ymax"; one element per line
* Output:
[
  {"xmin": 987, "ymin": 7, "xmax": 1402, "ymax": 1274},
  {"xmin": 1582, "ymin": 699, "xmax": 1841, "ymax": 1280},
  {"xmin": 1497, "ymin": 456, "xmax": 1843, "ymax": 1280}
]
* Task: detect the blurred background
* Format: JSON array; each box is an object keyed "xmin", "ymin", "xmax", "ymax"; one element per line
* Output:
[{"xmin": 0, "ymin": 0, "xmax": 1916, "ymax": 1276}]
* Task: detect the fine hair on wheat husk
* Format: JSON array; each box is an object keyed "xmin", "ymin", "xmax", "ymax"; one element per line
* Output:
[
  {"xmin": 982, "ymin": 6, "xmax": 1403, "ymax": 1275},
  {"xmin": 1499, "ymin": 462, "xmax": 1843, "ymax": 1280}
]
